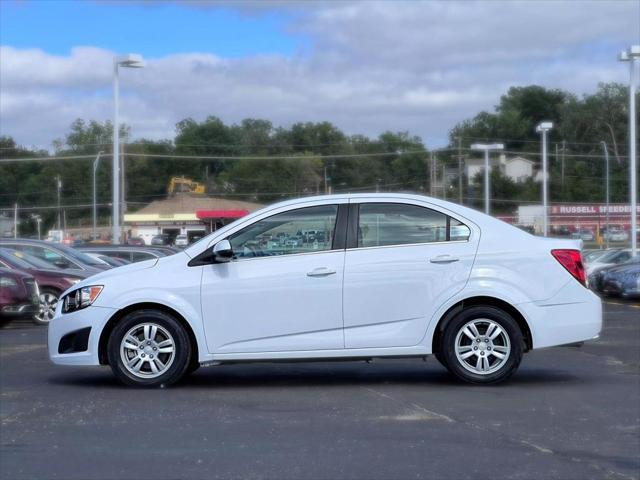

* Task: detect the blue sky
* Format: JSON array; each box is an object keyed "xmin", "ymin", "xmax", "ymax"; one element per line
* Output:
[
  {"xmin": 0, "ymin": 0, "xmax": 637, "ymax": 149},
  {"xmin": 0, "ymin": 1, "xmax": 304, "ymax": 58}
]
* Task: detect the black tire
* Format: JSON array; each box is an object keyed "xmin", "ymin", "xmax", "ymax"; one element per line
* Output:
[
  {"xmin": 107, "ymin": 309, "xmax": 191, "ymax": 387},
  {"xmin": 441, "ymin": 306, "xmax": 524, "ymax": 385},
  {"xmin": 434, "ymin": 352, "xmax": 450, "ymax": 371},
  {"xmin": 186, "ymin": 361, "xmax": 200, "ymax": 376}
]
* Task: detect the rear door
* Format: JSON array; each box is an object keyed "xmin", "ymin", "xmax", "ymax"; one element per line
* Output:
[{"xmin": 343, "ymin": 200, "xmax": 479, "ymax": 349}]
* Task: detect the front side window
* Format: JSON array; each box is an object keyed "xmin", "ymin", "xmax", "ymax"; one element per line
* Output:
[
  {"xmin": 229, "ymin": 205, "xmax": 338, "ymax": 259},
  {"xmin": 357, "ymin": 203, "xmax": 470, "ymax": 248}
]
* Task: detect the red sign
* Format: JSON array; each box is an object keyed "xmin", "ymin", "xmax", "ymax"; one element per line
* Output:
[
  {"xmin": 549, "ymin": 204, "xmax": 640, "ymax": 216},
  {"xmin": 196, "ymin": 209, "xmax": 249, "ymax": 220}
]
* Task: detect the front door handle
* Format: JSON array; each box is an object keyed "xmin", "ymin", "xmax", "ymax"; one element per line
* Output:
[
  {"xmin": 430, "ymin": 255, "xmax": 459, "ymax": 264},
  {"xmin": 307, "ymin": 267, "xmax": 337, "ymax": 277}
]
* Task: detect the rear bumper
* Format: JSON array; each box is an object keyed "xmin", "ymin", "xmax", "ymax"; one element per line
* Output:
[{"xmin": 518, "ymin": 281, "xmax": 602, "ymax": 349}]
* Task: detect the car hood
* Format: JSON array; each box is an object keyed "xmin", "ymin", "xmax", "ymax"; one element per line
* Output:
[{"xmin": 65, "ymin": 258, "xmax": 159, "ymax": 295}]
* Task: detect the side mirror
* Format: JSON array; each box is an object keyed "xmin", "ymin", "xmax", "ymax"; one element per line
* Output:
[{"xmin": 212, "ymin": 239, "xmax": 233, "ymax": 263}]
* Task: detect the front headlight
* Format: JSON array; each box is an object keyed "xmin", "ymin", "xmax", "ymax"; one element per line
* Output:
[{"xmin": 62, "ymin": 285, "xmax": 103, "ymax": 313}]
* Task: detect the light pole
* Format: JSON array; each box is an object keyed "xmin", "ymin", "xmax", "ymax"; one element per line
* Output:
[
  {"xmin": 31, "ymin": 214, "xmax": 42, "ymax": 240},
  {"xmin": 55, "ymin": 175, "xmax": 62, "ymax": 230},
  {"xmin": 470, "ymin": 143, "xmax": 504, "ymax": 214},
  {"xmin": 536, "ymin": 122, "xmax": 553, "ymax": 236},
  {"xmin": 601, "ymin": 141, "xmax": 610, "ymax": 249},
  {"xmin": 112, "ymin": 54, "xmax": 144, "ymax": 245},
  {"xmin": 93, "ymin": 151, "xmax": 103, "ymax": 240},
  {"xmin": 619, "ymin": 45, "xmax": 639, "ymax": 258}
]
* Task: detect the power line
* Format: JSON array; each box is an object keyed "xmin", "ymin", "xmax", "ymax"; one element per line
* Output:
[{"xmin": 3, "ymin": 147, "xmax": 624, "ymax": 164}]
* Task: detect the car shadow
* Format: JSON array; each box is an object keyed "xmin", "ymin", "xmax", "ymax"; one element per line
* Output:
[{"xmin": 48, "ymin": 363, "xmax": 583, "ymax": 390}]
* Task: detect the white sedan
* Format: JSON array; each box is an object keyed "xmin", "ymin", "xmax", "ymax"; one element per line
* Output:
[{"xmin": 48, "ymin": 194, "xmax": 602, "ymax": 387}]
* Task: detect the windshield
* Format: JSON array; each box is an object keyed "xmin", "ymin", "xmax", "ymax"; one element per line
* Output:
[
  {"xmin": 597, "ymin": 250, "xmax": 625, "ymax": 263},
  {"xmin": 584, "ymin": 250, "xmax": 608, "ymax": 263},
  {"xmin": 51, "ymin": 242, "xmax": 105, "ymax": 266},
  {"xmin": 0, "ymin": 248, "xmax": 34, "ymax": 270}
]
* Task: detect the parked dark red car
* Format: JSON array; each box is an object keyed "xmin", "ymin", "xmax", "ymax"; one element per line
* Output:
[
  {"xmin": 0, "ymin": 248, "xmax": 87, "ymax": 325},
  {"xmin": 0, "ymin": 267, "xmax": 39, "ymax": 322}
]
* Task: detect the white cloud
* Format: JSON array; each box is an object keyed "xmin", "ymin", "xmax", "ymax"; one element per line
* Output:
[{"xmin": 0, "ymin": 0, "xmax": 636, "ymax": 150}]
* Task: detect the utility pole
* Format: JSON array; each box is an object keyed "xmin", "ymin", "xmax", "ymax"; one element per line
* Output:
[
  {"xmin": 13, "ymin": 203, "xmax": 17, "ymax": 238},
  {"xmin": 55, "ymin": 175, "xmax": 62, "ymax": 230},
  {"xmin": 120, "ymin": 141, "xmax": 126, "ymax": 220},
  {"xmin": 93, "ymin": 151, "xmax": 103, "ymax": 240},
  {"xmin": 601, "ymin": 141, "xmax": 610, "ymax": 249},
  {"xmin": 429, "ymin": 152, "xmax": 434, "ymax": 196},
  {"xmin": 112, "ymin": 53, "xmax": 145, "ymax": 245},
  {"xmin": 457, "ymin": 137, "xmax": 464, "ymax": 204},
  {"xmin": 324, "ymin": 165, "xmax": 328, "ymax": 194},
  {"xmin": 536, "ymin": 122, "xmax": 553, "ymax": 237},
  {"xmin": 619, "ymin": 46, "xmax": 639, "ymax": 257},
  {"xmin": 442, "ymin": 164, "xmax": 447, "ymax": 200},
  {"xmin": 471, "ymin": 143, "xmax": 504, "ymax": 215},
  {"xmin": 32, "ymin": 214, "xmax": 42, "ymax": 240},
  {"xmin": 561, "ymin": 140, "xmax": 566, "ymax": 193}
]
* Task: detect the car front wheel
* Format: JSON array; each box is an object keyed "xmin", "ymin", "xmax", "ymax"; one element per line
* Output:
[
  {"xmin": 107, "ymin": 309, "xmax": 191, "ymax": 387},
  {"xmin": 441, "ymin": 306, "xmax": 523, "ymax": 384}
]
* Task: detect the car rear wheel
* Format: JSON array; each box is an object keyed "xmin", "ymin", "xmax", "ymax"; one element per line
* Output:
[
  {"xmin": 441, "ymin": 306, "xmax": 523, "ymax": 384},
  {"xmin": 33, "ymin": 289, "xmax": 60, "ymax": 325},
  {"xmin": 107, "ymin": 309, "xmax": 191, "ymax": 387}
]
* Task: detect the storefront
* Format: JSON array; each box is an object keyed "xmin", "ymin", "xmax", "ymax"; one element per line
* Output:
[{"xmin": 124, "ymin": 195, "xmax": 261, "ymax": 245}]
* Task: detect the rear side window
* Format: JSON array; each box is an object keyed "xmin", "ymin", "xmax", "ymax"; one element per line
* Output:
[
  {"xmin": 357, "ymin": 203, "xmax": 470, "ymax": 248},
  {"xmin": 131, "ymin": 252, "xmax": 155, "ymax": 262}
]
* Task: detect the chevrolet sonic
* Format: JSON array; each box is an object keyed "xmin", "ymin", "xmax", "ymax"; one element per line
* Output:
[{"xmin": 48, "ymin": 194, "xmax": 602, "ymax": 387}]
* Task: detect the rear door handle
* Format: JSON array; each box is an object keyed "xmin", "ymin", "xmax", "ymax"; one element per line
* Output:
[
  {"xmin": 429, "ymin": 255, "xmax": 459, "ymax": 264},
  {"xmin": 307, "ymin": 267, "xmax": 337, "ymax": 277}
]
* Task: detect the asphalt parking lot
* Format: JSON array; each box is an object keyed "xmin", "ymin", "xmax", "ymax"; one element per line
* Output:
[{"xmin": 1, "ymin": 300, "xmax": 639, "ymax": 480}]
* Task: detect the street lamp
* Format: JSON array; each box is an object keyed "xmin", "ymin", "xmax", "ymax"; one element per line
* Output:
[
  {"xmin": 31, "ymin": 214, "xmax": 42, "ymax": 240},
  {"xmin": 536, "ymin": 121, "xmax": 553, "ymax": 237},
  {"xmin": 601, "ymin": 142, "xmax": 610, "ymax": 249},
  {"xmin": 112, "ymin": 54, "xmax": 144, "ymax": 245},
  {"xmin": 470, "ymin": 143, "xmax": 504, "ymax": 214},
  {"xmin": 619, "ymin": 45, "xmax": 639, "ymax": 257},
  {"xmin": 93, "ymin": 151, "xmax": 103, "ymax": 240},
  {"xmin": 55, "ymin": 175, "xmax": 62, "ymax": 230}
]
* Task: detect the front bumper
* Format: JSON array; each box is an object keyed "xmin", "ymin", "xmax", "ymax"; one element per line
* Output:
[{"xmin": 48, "ymin": 305, "xmax": 118, "ymax": 366}]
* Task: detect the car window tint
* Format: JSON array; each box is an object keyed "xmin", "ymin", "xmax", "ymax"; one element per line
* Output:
[
  {"xmin": 11, "ymin": 245, "xmax": 72, "ymax": 268},
  {"xmin": 450, "ymin": 218, "xmax": 471, "ymax": 241},
  {"xmin": 131, "ymin": 252, "xmax": 154, "ymax": 261},
  {"xmin": 358, "ymin": 203, "xmax": 449, "ymax": 247},
  {"xmin": 230, "ymin": 205, "xmax": 338, "ymax": 259}
]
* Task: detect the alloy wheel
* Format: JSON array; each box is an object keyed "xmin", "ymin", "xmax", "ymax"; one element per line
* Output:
[
  {"xmin": 454, "ymin": 318, "xmax": 511, "ymax": 375},
  {"xmin": 119, "ymin": 323, "xmax": 176, "ymax": 379}
]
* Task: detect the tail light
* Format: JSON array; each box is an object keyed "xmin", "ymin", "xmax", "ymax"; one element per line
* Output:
[{"xmin": 551, "ymin": 249, "xmax": 586, "ymax": 287}]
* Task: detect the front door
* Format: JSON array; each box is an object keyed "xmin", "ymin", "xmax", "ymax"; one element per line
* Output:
[
  {"xmin": 343, "ymin": 201, "xmax": 478, "ymax": 349},
  {"xmin": 200, "ymin": 204, "xmax": 345, "ymax": 354}
]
